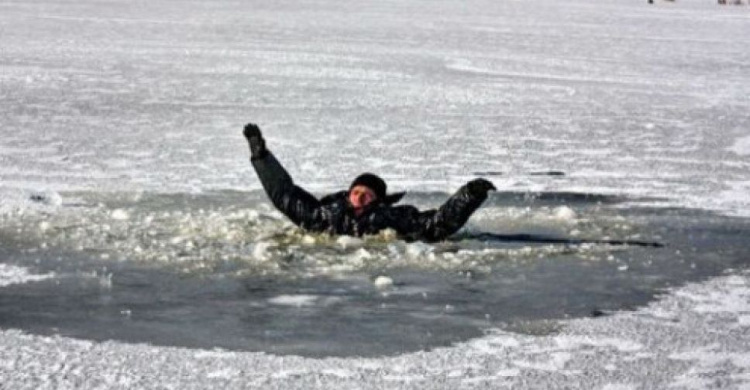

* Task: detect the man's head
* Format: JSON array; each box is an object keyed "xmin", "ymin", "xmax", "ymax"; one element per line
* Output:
[{"xmin": 348, "ymin": 173, "xmax": 386, "ymax": 211}]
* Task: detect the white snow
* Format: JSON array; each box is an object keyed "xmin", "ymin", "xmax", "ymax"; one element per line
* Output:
[
  {"xmin": 729, "ymin": 136, "xmax": 750, "ymax": 156},
  {"xmin": 0, "ymin": 264, "xmax": 55, "ymax": 287},
  {"xmin": 1, "ymin": 0, "xmax": 750, "ymax": 387},
  {"xmin": 552, "ymin": 206, "xmax": 577, "ymax": 222},
  {"xmin": 268, "ymin": 295, "xmax": 319, "ymax": 307},
  {"xmin": 268, "ymin": 295, "xmax": 343, "ymax": 307},
  {"xmin": 109, "ymin": 209, "xmax": 130, "ymax": 221},
  {"xmin": 0, "ymin": 188, "xmax": 63, "ymax": 216},
  {"xmin": 0, "ymin": 0, "xmax": 747, "ymax": 216},
  {"xmin": 373, "ymin": 276, "xmax": 394, "ymax": 289}
]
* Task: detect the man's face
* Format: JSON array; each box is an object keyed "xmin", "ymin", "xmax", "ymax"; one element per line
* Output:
[{"xmin": 349, "ymin": 185, "xmax": 377, "ymax": 210}]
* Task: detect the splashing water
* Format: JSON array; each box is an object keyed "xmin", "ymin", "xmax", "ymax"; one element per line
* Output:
[{"xmin": 3, "ymin": 191, "xmax": 642, "ymax": 277}]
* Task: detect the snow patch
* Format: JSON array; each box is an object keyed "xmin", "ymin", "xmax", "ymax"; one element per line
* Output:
[
  {"xmin": 373, "ymin": 275, "xmax": 393, "ymax": 289},
  {"xmin": 729, "ymin": 136, "xmax": 750, "ymax": 156},
  {"xmin": 0, "ymin": 188, "xmax": 63, "ymax": 216},
  {"xmin": 553, "ymin": 206, "xmax": 577, "ymax": 221},
  {"xmin": 555, "ymin": 336, "xmax": 643, "ymax": 353},
  {"xmin": 110, "ymin": 209, "xmax": 130, "ymax": 221},
  {"xmin": 601, "ymin": 384, "xmax": 637, "ymax": 390},
  {"xmin": 513, "ymin": 351, "xmax": 573, "ymax": 372},
  {"xmin": 267, "ymin": 294, "xmax": 319, "ymax": 307},
  {"xmin": 0, "ymin": 264, "xmax": 55, "ymax": 287}
]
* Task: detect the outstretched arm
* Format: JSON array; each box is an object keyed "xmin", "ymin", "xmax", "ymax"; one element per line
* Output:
[
  {"xmin": 244, "ymin": 123, "xmax": 326, "ymax": 229},
  {"xmin": 401, "ymin": 179, "xmax": 495, "ymax": 242}
]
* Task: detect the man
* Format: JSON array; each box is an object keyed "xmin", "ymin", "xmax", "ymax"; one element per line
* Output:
[{"xmin": 244, "ymin": 123, "xmax": 495, "ymax": 242}]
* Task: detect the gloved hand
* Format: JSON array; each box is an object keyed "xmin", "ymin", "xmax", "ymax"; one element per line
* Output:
[
  {"xmin": 466, "ymin": 178, "xmax": 497, "ymax": 197},
  {"xmin": 243, "ymin": 123, "xmax": 267, "ymax": 159}
]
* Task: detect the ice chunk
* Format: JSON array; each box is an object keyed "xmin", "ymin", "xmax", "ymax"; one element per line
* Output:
[
  {"xmin": 268, "ymin": 294, "xmax": 318, "ymax": 307},
  {"xmin": 38, "ymin": 221, "xmax": 51, "ymax": 232},
  {"xmin": 379, "ymin": 228, "xmax": 398, "ymax": 241},
  {"xmin": 0, "ymin": 264, "xmax": 55, "ymax": 287},
  {"xmin": 405, "ymin": 242, "xmax": 434, "ymax": 258},
  {"xmin": 110, "ymin": 209, "xmax": 130, "ymax": 221},
  {"xmin": 553, "ymin": 206, "xmax": 577, "ymax": 221},
  {"xmin": 301, "ymin": 235, "xmax": 317, "ymax": 246},
  {"xmin": 253, "ymin": 242, "xmax": 274, "ymax": 261},
  {"xmin": 373, "ymin": 276, "xmax": 393, "ymax": 288},
  {"xmin": 351, "ymin": 248, "xmax": 372, "ymax": 261},
  {"xmin": 337, "ymin": 236, "xmax": 363, "ymax": 250}
]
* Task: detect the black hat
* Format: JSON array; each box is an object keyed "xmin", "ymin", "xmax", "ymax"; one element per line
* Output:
[{"xmin": 349, "ymin": 173, "xmax": 387, "ymax": 200}]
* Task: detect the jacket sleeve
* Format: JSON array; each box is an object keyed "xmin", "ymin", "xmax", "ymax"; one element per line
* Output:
[
  {"xmin": 399, "ymin": 183, "xmax": 489, "ymax": 242},
  {"xmin": 250, "ymin": 151, "xmax": 328, "ymax": 230}
]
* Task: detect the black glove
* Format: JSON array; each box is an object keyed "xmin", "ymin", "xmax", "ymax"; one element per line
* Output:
[
  {"xmin": 243, "ymin": 123, "xmax": 267, "ymax": 159},
  {"xmin": 466, "ymin": 178, "xmax": 497, "ymax": 197}
]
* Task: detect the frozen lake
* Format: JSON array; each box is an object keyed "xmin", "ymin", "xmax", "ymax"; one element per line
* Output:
[
  {"xmin": 1, "ymin": 0, "xmax": 750, "ymax": 387},
  {"xmin": 2, "ymin": 0, "xmax": 748, "ymax": 211}
]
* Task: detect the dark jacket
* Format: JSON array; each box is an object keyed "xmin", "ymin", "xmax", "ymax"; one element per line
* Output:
[{"xmin": 251, "ymin": 151, "xmax": 489, "ymax": 242}]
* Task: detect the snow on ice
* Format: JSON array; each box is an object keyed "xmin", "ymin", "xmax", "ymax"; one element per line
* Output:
[{"xmin": 1, "ymin": 0, "xmax": 749, "ymax": 387}]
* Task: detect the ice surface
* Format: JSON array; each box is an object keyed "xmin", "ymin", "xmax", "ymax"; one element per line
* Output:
[
  {"xmin": 0, "ymin": 271, "xmax": 748, "ymax": 388},
  {"xmin": 0, "ymin": 188, "xmax": 63, "ymax": 215},
  {"xmin": 0, "ymin": 0, "xmax": 748, "ymax": 215},
  {"xmin": 1, "ymin": 0, "xmax": 750, "ymax": 386}
]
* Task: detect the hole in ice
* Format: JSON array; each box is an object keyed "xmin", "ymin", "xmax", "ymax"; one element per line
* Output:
[{"xmin": 0, "ymin": 190, "xmax": 749, "ymax": 357}]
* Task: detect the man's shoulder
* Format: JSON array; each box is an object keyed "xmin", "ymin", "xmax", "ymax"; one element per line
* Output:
[{"xmin": 319, "ymin": 191, "xmax": 348, "ymax": 205}]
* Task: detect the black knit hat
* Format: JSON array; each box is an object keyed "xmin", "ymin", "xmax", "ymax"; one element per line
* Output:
[{"xmin": 349, "ymin": 173, "xmax": 387, "ymax": 200}]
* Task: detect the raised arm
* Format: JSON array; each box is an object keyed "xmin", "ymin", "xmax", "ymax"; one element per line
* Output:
[
  {"xmin": 399, "ymin": 179, "xmax": 496, "ymax": 242},
  {"xmin": 244, "ymin": 123, "xmax": 326, "ymax": 229}
]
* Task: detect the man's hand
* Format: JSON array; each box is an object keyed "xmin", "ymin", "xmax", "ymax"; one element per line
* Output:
[
  {"xmin": 243, "ymin": 123, "xmax": 267, "ymax": 159},
  {"xmin": 466, "ymin": 178, "xmax": 496, "ymax": 197}
]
